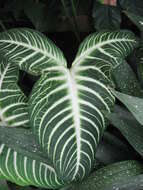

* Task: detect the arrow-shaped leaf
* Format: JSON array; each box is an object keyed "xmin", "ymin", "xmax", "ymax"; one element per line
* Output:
[{"xmin": 0, "ymin": 28, "xmax": 138, "ymax": 184}]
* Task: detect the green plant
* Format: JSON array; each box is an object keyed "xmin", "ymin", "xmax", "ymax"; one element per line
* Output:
[
  {"xmin": 1, "ymin": 0, "xmax": 143, "ymax": 34},
  {"xmin": 0, "ymin": 27, "xmax": 138, "ymax": 189}
]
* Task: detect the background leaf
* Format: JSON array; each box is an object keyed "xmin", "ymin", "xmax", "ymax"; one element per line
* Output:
[
  {"xmin": 119, "ymin": 0, "xmax": 143, "ymax": 16},
  {"xmin": 4, "ymin": 0, "xmax": 60, "ymax": 32},
  {"xmin": 112, "ymin": 90, "xmax": 143, "ymax": 125},
  {"xmin": 0, "ymin": 180, "xmax": 10, "ymax": 190},
  {"xmin": 112, "ymin": 60, "xmax": 143, "ymax": 97},
  {"xmin": 24, "ymin": 0, "xmax": 59, "ymax": 32},
  {"xmin": 109, "ymin": 105, "xmax": 143, "ymax": 157},
  {"xmin": 92, "ymin": 2, "xmax": 121, "ymax": 31},
  {"xmin": 96, "ymin": 131, "xmax": 136, "ymax": 164},
  {"xmin": 124, "ymin": 11, "xmax": 143, "ymax": 32},
  {"xmin": 70, "ymin": 160, "xmax": 143, "ymax": 190}
]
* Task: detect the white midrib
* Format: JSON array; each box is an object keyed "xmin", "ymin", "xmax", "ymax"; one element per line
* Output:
[
  {"xmin": 0, "ymin": 63, "xmax": 10, "ymax": 90},
  {"xmin": 72, "ymin": 38, "xmax": 136, "ymax": 66},
  {"xmin": 66, "ymin": 68, "xmax": 81, "ymax": 179},
  {"xmin": 0, "ymin": 63, "xmax": 10, "ymax": 125}
]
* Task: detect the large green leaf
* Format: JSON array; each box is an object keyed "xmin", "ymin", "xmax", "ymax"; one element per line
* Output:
[
  {"xmin": 0, "ymin": 127, "xmax": 63, "ymax": 189},
  {"xmin": 0, "ymin": 28, "xmax": 137, "ymax": 185},
  {"xmin": 0, "ymin": 58, "xmax": 29, "ymax": 127},
  {"xmin": 109, "ymin": 105, "xmax": 143, "ymax": 157},
  {"xmin": 70, "ymin": 160, "xmax": 143, "ymax": 190},
  {"xmin": 29, "ymin": 30, "xmax": 137, "ymax": 182}
]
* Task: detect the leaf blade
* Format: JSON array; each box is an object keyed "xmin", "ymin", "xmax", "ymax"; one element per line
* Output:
[
  {"xmin": 73, "ymin": 30, "xmax": 138, "ymax": 70},
  {"xmin": 0, "ymin": 127, "xmax": 64, "ymax": 189},
  {"xmin": 92, "ymin": 2, "xmax": 121, "ymax": 31},
  {"xmin": 0, "ymin": 28, "xmax": 67, "ymax": 75},
  {"xmin": 125, "ymin": 11, "xmax": 143, "ymax": 31},
  {"xmin": 0, "ymin": 29, "xmax": 138, "ymax": 184},
  {"xmin": 70, "ymin": 160, "xmax": 143, "ymax": 190},
  {"xmin": 112, "ymin": 60, "xmax": 143, "ymax": 97},
  {"xmin": 109, "ymin": 105, "xmax": 143, "ymax": 157},
  {"xmin": 112, "ymin": 90, "xmax": 143, "ymax": 126}
]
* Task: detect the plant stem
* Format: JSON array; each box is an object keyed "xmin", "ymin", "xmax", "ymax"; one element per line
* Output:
[
  {"xmin": 61, "ymin": 0, "xmax": 80, "ymax": 42},
  {"xmin": 0, "ymin": 20, "xmax": 6, "ymax": 31},
  {"xmin": 70, "ymin": 0, "xmax": 80, "ymax": 40}
]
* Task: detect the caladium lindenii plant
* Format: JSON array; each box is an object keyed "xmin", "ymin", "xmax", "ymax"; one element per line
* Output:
[{"xmin": 0, "ymin": 28, "xmax": 138, "ymax": 189}]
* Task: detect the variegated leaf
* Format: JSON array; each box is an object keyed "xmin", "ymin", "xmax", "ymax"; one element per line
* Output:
[
  {"xmin": 28, "ymin": 31, "xmax": 137, "ymax": 182},
  {"xmin": 0, "ymin": 28, "xmax": 138, "ymax": 185},
  {"xmin": 0, "ymin": 58, "xmax": 29, "ymax": 127}
]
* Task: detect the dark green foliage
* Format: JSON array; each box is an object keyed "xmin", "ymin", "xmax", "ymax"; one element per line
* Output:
[
  {"xmin": 70, "ymin": 160, "xmax": 143, "ymax": 190},
  {"xmin": 1, "ymin": 1, "xmax": 143, "ymax": 190},
  {"xmin": 92, "ymin": 2, "xmax": 121, "ymax": 30},
  {"xmin": 110, "ymin": 105, "xmax": 143, "ymax": 157},
  {"xmin": 92, "ymin": 0, "xmax": 143, "ymax": 31}
]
